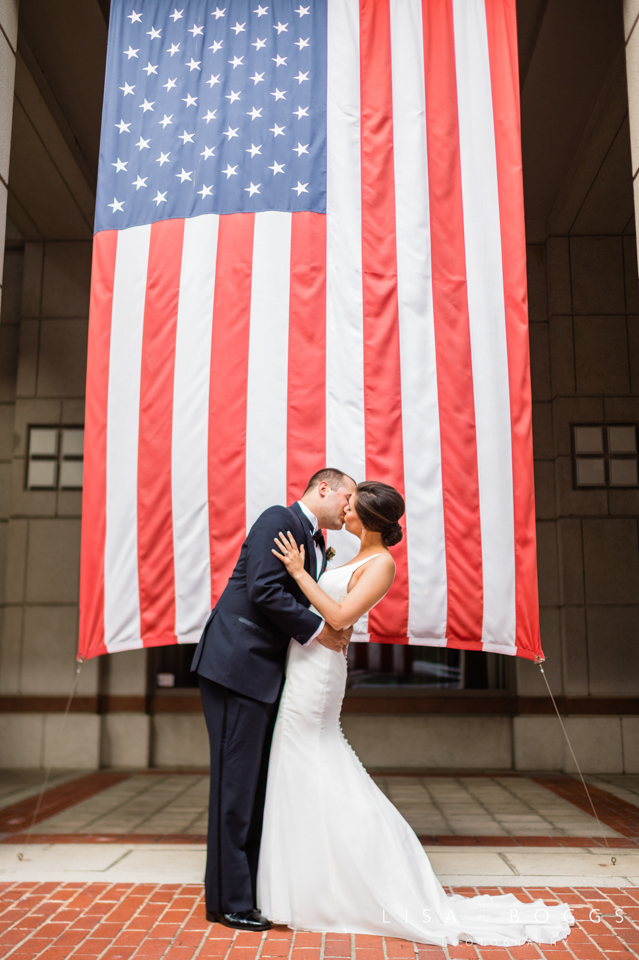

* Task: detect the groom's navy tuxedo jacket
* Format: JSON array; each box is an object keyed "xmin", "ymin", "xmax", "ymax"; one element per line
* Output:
[{"xmin": 191, "ymin": 502, "xmax": 325, "ymax": 703}]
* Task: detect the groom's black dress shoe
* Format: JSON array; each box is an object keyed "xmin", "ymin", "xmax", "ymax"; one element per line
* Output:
[{"xmin": 206, "ymin": 909, "xmax": 271, "ymax": 931}]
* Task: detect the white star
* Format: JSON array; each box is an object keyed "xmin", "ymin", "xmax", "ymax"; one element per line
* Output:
[
  {"xmin": 139, "ymin": 98, "xmax": 154, "ymax": 112},
  {"xmin": 254, "ymin": 5, "xmax": 268, "ymax": 15},
  {"xmin": 169, "ymin": 8, "xmax": 183, "ymax": 21},
  {"xmin": 249, "ymin": 71, "xmax": 265, "ymax": 84},
  {"xmin": 185, "ymin": 58, "xmax": 201, "ymax": 71},
  {"xmin": 246, "ymin": 143, "xmax": 262, "ymax": 157},
  {"xmin": 293, "ymin": 106, "xmax": 309, "ymax": 119},
  {"xmin": 231, "ymin": 21, "xmax": 246, "ymax": 34},
  {"xmin": 156, "ymin": 151, "xmax": 171, "ymax": 165},
  {"xmin": 142, "ymin": 62, "xmax": 158, "ymax": 75},
  {"xmin": 209, "ymin": 40, "xmax": 223, "ymax": 53},
  {"xmin": 202, "ymin": 109, "xmax": 217, "ymax": 123},
  {"xmin": 222, "ymin": 126, "xmax": 239, "ymax": 140},
  {"xmin": 147, "ymin": 26, "xmax": 161, "ymax": 39},
  {"xmin": 294, "ymin": 71, "xmax": 309, "ymax": 83},
  {"xmin": 270, "ymin": 88, "xmax": 286, "ymax": 100},
  {"xmin": 206, "ymin": 74, "xmax": 221, "ymax": 87},
  {"xmin": 108, "ymin": 197, "xmax": 125, "ymax": 212},
  {"xmin": 247, "ymin": 106, "xmax": 262, "ymax": 120},
  {"xmin": 293, "ymin": 141, "xmax": 309, "ymax": 156},
  {"xmin": 164, "ymin": 77, "xmax": 178, "ymax": 91},
  {"xmin": 182, "ymin": 94, "xmax": 198, "ymax": 107},
  {"xmin": 272, "ymin": 54, "xmax": 287, "ymax": 66},
  {"xmin": 273, "ymin": 21, "xmax": 288, "ymax": 33},
  {"xmin": 295, "ymin": 37, "xmax": 310, "ymax": 49},
  {"xmin": 198, "ymin": 184, "xmax": 214, "ymax": 198},
  {"xmin": 189, "ymin": 23, "xmax": 204, "ymax": 36},
  {"xmin": 270, "ymin": 123, "xmax": 286, "ymax": 137},
  {"xmin": 167, "ymin": 43, "xmax": 180, "ymax": 56},
  {"xmin": 178, "ymin": 130, "xmax": 195, "ymax": 144},
  {"xmin": 115, "ymin": 119, "xmax": 131, "ymax": 133},
  {"xmin": 292, "ymin": 181, "xmax": 309, "ymax": 195},
  {"xmin": 128, "ymin": 10, "xmax": 142, "ymax": 23},
  {"xmin": 176, "ymin": 168, "xmax": 193, "ymax": 182},
  {"xmin": 119, "ymin": 82, "xmax": 135, "ymax": 96},
  {"xmin": 252, "ymin": 37, "xmax": 267, "ymax": 50},
  {"xmin": 269, "ymin": 161, "xmax": 285, "ymax": 175},
  {"xmin": 225, "ymin": 90, "xmax": 241, "ymax": 103},
  {"xmin": 201, "ymin": 146, "xmax": 215, "ymax": 159},
  {"xmin": 112, "ymin": 158, "xmax": 127, "ymax": 172},
  {"xmin": 229, "ymin": 55, "xmax": 244, "ymax": 68},
  {"xmin": 244, "ymin": 182, "xmax": 261, "ymax": 196},
  {"xmin": 153, "ymin": 190, "xmax": 168, "ymax": 205},
  {"xmin": 136, "ymin": 136, "xmax": 151, "ymax": 150},
  {"xmin": 132, "ymin": 175, "xmax": 147, "ymax": 190},
  {"xmin": 159, "ymin": 114, "xmax": 173, "ymax": 128},
  {"xmin": 295, "ymin": 5, "xmax": 310, "ymax": 16},
  {"xmin": 212, "ymin": 6, "xmax": 226, "ymax": 18},
  {"xmin": 124, "ymin": 46, "xmax": 139, "ymax": 59},
  {"xmin": 222, "ymin": 164, "xmax": 238, "ymax": 178}
]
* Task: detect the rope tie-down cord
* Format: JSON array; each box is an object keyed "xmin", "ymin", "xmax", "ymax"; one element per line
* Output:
[
  {"xmin": 535, "ymin": 658, "xmax": 616, "ymax": 866},
  {"xmin": 17, "ymin": 658, "xmax": 84, "ymax": 860}
]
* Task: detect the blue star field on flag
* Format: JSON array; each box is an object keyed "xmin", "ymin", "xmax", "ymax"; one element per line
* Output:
[{"xmin": 95, "ymin": 0, "xmax": 327, "ymax": 232}]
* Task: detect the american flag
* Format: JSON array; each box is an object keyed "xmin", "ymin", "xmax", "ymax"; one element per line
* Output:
[{"xmin": 79, "ymin": 0, "xmax": 543, "ymax": 662}]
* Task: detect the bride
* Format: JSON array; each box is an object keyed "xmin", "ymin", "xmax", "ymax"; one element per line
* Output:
[{"xmin": 257, "ymin": 480, "xmax": 573, "ymax": 948}]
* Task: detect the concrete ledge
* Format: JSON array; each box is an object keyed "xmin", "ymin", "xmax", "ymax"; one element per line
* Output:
[
  {"xmin": 151, "ymin": 713, "xmax": 209, "ymax": 768},
  {"xmin": 341, "ymin": 715, "xmax": 513, "ymax": 770},
  {"xmin": 0, "ymin": 713, "xmax": 100, "ymax": 768}
]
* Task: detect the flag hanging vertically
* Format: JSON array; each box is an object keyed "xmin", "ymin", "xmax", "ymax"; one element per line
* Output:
[{"xmin": 79, "ymin": 0, "xmax": 542, "ymax": 662}]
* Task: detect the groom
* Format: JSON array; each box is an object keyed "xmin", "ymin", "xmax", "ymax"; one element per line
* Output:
[{"xmin": 192, "ymin": 468, "xmax": 357, "ymax": 931}]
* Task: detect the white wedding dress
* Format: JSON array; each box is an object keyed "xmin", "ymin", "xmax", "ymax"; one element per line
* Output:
[{"xmin": 257, "ymin": 557, "xmax": 573, "ymax": 947}]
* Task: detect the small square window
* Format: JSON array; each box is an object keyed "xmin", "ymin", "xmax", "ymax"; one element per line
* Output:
[
  {"xmin": 609, "ymin": 458, "xmax": 639, "ymax": 487},
  {"xmin": 575, "ymin": 457, "xmax": 606, "ymax": 487},
  {"xmin": 608, "ymin": 425, "xmax": 637, "ymax": 455},
  {"xmin": 59, "ymin": 460, "xmax": 83, "ymax": 489},
  {"xmin": 574, "ymin": 425, "xmax": 604, "ymax": 454},
  {"xmin": 27, "ymin": 426, "xmax": 84, "ymax": 491},
  {"xmin": 27, "ymin": 459, "xmax": 58, "ymax": 489}
]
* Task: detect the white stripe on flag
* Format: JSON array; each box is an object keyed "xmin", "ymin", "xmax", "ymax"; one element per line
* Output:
[
  {"xmin": 390, "ymin": 0, "xmax": 447, "ymax": 644},
  {"xmin": 326, "ymin": 0, "xmax": 366, "ymax": 596},
  {"xmin": 453, "ymin": 0, "xmax": 516, "ymax": 648},
  {"xmin": 246, "ymin": 211, "xmax": 292, "ymax": 530},
  {"xmin": 172, "ymin": 214, "xmax": 218, "ymax": 642},
  {"xmin": 104, "ymin": 223, "xmax": 151, "ymax": 651}
]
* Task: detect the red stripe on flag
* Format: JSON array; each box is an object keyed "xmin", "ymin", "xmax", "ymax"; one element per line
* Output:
[
  {"xmin": 359, "ymin": 0, "xmax": 409, "ymax": 640},
  {"xmin": 209, "ymin": 213, "xmax": 255, "ymax": 605},
  {"xmin": 422, "ymin": 0, "xmax": 483, "ymax": 645},
  {"xmin": 484, "ymin": 0, "xmax": 541, "ymax": 661},
  {"xmin": 79, "ymin": 230, "xmax": 118, "ymax": 661},
  {"xmin": 286, "ymin": 212, "xmax": 327, "ymax": 503},
  {"xmin": 137, "ymin": 218, "xmax": 184, "ymax": 646}
]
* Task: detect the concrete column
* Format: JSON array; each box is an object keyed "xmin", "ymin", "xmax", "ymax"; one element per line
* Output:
[
  {"xmin": 625, "ymin": 1, "xmax": 639, "ymax": 272},
  {"xmin": 0, "ymin": 0, "xmax": 18, "ymax": 305}
]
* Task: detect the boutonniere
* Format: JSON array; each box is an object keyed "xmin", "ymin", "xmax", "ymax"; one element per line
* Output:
[{"xmin": 326, "ymin": 547, "xmax": 336, "ymax": 563}]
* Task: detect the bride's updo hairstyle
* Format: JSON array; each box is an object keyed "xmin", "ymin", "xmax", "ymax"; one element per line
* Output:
[{"xmin": 354, "ymin": 481, "xmax": 405, "ymax": 547}]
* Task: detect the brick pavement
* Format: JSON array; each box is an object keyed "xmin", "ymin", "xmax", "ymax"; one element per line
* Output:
[{"xmin": 1, "ymin": 881, "xmax": 638, "ymax": 960}]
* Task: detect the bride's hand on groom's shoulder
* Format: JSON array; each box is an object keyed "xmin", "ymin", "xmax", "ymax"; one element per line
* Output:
[{"xmin": 272, "ymin": 530, "xmax": 305, "ymax": 578}]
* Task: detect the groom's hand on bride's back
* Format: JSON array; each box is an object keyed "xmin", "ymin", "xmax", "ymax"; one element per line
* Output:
[{"xmin": 317, "ymin": 622, "xmax": 352, "ymax": 652}]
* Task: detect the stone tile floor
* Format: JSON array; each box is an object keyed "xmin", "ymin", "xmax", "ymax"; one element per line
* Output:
[
  {"xmin": 0, "ymin": 774, "xmax": 624, "ymax": 840},
  {"xmin": 0, "ymin": 881, "xmax": 638, "ymax": 960}
]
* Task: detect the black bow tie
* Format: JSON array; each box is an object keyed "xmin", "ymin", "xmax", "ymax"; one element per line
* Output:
[{"xmin": 312, "ymin": 529, "xmax": 325, "ymax": 548}]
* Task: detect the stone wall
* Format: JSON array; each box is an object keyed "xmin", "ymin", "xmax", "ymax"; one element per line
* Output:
[{"xmin": 520, "ymin": 234, "xmax": 639, "ymax": 704}]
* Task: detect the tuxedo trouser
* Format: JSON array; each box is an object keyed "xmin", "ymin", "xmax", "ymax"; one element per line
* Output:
[{"xmin": 198, "ymin": 674, "xmax": 279, "ymax": 913}]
